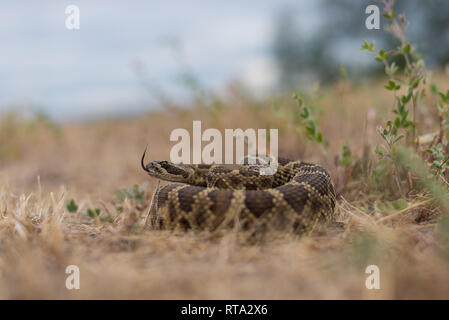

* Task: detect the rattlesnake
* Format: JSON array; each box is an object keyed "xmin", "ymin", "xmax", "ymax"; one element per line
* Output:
[{"xmin": 141, "ymin": 150, "xmax": 336, "ymax": 234}]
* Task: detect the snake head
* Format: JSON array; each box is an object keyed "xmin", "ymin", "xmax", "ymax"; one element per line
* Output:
[{"xmin": 141, "ymin": 148, "xmax": 194, "ymax": 182}]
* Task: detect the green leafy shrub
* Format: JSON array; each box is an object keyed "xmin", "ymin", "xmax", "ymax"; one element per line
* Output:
[{"xmin": 361, "ymin": 0, "xmax": 448, "ymax": 200}]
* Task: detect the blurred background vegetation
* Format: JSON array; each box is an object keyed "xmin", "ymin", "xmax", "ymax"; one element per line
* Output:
[
  {"xmin": 273, "ymin": 0, "xmax": 449, "ymax": 87},
  {"xmin": 1, "ymin": 0, "xmax": 448, "ymax": 121}
]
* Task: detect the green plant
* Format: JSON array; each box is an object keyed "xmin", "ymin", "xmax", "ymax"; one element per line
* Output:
[
  {"xmin": 437, "ymin": 217, "xmax": 449, "ymax": 260},
  {"xmin": 66, "ymin": 199, "xmax": 78, "ymax": 213},
  {"xmin": 362, "ymin": 16, "xmax": 422, "ymax": 151},
  {"xmin": 87, "ymin": 208, "xmax": 101, "ymax": 218},
  {"xmin": 361, "ymin": 0, "xmax": 449, "ymax": 195},
  {"xmin": 430, "ymin": 84, "xmax": 449, "ymax": 143},
  {"xmin": 394, "ymin": 147, "xmax": 449, "ymax": 210},
  {"xmin": 374, "ymin": 198, "xmax": 408, "ymax": 216},
  {"xmin": 86, "ymin": 208, "xmax": 114, "ymax": 223},
  {"xmin": 426, "ymin": 143, "xmax": 449, "ymax": 175},
  {"xmin": 293, "ymin": 93, "xmax": 326, "ymax": 144},
  {"xmin": 275, "ymin": 93, "xmax": 327, "ymax": 146},
  {"xmin": 116, "ymin": 185, "xmax": 146, "ymax": 204},
  {"xmin": 339, "ymin": 143, "xmax": 352, "ymax": 167}
]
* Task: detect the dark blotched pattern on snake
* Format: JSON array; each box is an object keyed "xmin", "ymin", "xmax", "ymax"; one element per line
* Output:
[{"xmin": 142, "ymin": 151, "xmax": 336, "ymax": 234}]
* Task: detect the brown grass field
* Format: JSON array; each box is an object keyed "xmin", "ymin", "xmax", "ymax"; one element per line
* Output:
[{"xmin": 1, "ymin": 74, "xmax": 449, "ymax": 299}]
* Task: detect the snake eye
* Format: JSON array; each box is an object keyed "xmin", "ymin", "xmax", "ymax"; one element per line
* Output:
[
  {"xmin": 165, "ymin": 165, "xmax": 187, "ymax": 176},
  {"xmin": 158, "ymin": 161, "xmax": 171, "ymax": 170}
]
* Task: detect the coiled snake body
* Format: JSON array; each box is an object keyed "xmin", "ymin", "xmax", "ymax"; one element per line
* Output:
[{"xmin": 142, "ymin": 151, "xmax": 336, "ymax": 234}]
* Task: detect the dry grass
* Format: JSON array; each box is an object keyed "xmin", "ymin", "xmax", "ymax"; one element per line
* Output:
[{"xmin": 1, "ymin": 74, "xmax": 449, "ymax": 299}]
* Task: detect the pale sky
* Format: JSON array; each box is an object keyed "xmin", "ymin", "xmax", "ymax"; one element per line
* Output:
[{"xmin": 0, "ymin": 0, "xmax": 331, "ymax": 121}]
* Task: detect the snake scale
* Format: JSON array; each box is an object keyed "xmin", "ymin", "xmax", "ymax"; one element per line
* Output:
[{"xmin": 141, "ymin": 150, "xmax": 336, "ymax": 234}]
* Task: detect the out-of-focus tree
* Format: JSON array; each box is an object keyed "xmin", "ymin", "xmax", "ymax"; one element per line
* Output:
[
  {"xmin": 272, "ymin": 0, "xmax": 449, "ymax": 88},
  {"xmin": 273, "ymin": 8, "xmax": 338, "ymax": 87}
]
